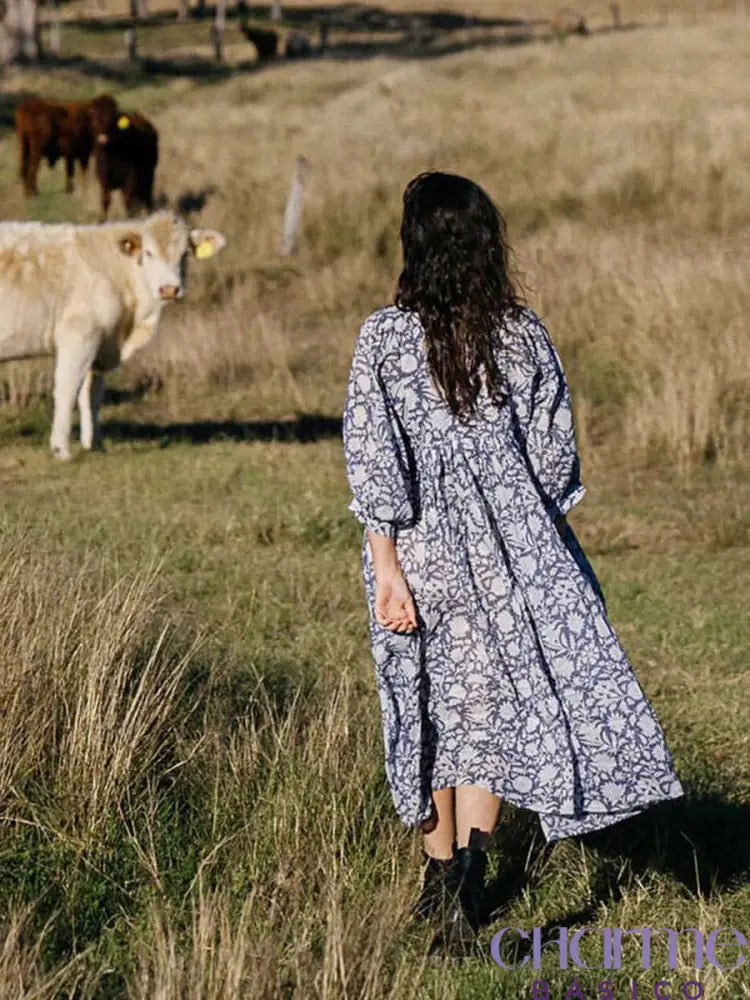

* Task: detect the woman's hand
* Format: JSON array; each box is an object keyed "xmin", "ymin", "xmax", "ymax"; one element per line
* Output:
[
  {"xmin": 374, "ymin": 570, "xmax": 418, "ymax": 633},
  {"xmin": 367, "ymin": 529, "xmax": 418, "ymax": 634}
]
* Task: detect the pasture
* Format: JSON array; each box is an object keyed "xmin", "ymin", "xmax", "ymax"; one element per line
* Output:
[{"xmin": 1, "ymin": 4, "xmax": 750, "ymax": 997}]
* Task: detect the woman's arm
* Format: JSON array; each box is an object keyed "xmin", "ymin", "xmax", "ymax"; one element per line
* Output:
[
  {"xmin": 367, "ymin": 529, "xmax": 400, "ymax": 580},
  {"xmin": 367, "ymin": 530, "xmax": 417, "ymax": 633},
  {"xmin": 342, "ymin": 314, "xmax": 418, "ymax": 635}
]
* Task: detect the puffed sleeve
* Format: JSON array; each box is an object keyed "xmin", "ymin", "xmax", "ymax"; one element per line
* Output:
[
  {"xmin": 342, "ymin": 315, "xmax": 418, "ymax": 537},
  {"xmin": 516, "ymin": 314, "xmax": 586, "ymax": 519}
]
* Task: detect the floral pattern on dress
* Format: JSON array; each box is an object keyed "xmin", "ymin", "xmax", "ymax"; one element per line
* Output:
[{"xmin": 342, "ymin": 304, "xmax": 683, "ymax": 841}]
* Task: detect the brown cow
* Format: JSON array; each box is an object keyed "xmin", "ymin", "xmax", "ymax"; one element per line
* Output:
[
  {"xmin": 88, "ymin": 95, "xmax": 159, "ymax": 219},
  {"xmin": 14, "ymin": 96, "xmax": 99, "ymax": 197}
]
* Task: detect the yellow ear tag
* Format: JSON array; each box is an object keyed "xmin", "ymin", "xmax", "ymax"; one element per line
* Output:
[
  {"xmin": 117, "ymin": 115, "xmax": 130, "ymax": 130},
  {"xmin": 195, "ymin": 240, "xmax": 214, "ymax": 260}
]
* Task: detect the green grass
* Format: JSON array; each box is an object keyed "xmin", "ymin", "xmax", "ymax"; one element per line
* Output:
[{"xmin": 0, "ymin": 433, "xmax": 749, "ymax": 997}]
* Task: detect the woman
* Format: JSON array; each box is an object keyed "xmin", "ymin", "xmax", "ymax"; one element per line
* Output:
[{"xmin": 342, "ymin": 171, "xmax": 683, "ymax": 954}]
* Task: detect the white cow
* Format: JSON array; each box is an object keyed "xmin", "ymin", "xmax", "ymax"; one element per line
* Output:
[{"xmin": 0, "ymin": 212, "xmax": 226, "ymax": 458}]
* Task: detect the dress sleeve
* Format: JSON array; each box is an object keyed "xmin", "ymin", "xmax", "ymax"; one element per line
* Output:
[
  {"xmin": 516, "ymin": 314, "xmax": 586, "ymax": 519},
  {"xmin": 342, "ymin": 315, "xmax": 417, "ymax": 537}
]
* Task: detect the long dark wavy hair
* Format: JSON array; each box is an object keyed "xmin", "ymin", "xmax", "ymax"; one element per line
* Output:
[{"xmin": 395, "ymin": 171, "xmax": 524, "ymax": 419}]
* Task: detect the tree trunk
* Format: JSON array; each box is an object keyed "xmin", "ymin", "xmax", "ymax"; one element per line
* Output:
[{"xmin": 0, "ymin": 0, "xmax": 39, "ymax": 63}]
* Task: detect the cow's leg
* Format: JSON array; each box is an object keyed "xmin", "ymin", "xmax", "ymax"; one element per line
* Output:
[
  {"xmin": 24, "ymin": 139, "xmax": 42, "ymax": 196},
  {"xmin": 79, "ymin": 153, "xmax": 90, "ymax": 187},
  {"xmin": 64, "ymin": 155, "xmax": 75, "ymax": 193},
  {"xmin": 142, "ymin": 168, "xmax": 155, "ymax": 212},
  {"xmin": 77, "ymin": 370, "xmax": 94, "ymax": 449},
  {"xmin": 50, "ymin": 340, "xmax": 97, "ymax": 460},
  {"xmin": 120, "ymin": 316, "xmax": 158, "ymax": 364},
  {"xmin": 124, "ymin": 171, "xmax": 139, "ymax": 217},
  {"xmin": 100, "ymin": 183, "xmax": 111, "ymax": 221},
  {"xmin": 77, "ymin": 369, "xmax": 106, "ymax": 451},
  {"xmin": 90, "ymin": 371, "xmax": 106, "ymax": 449},
  {"xmin": 18, "ymin": 132, "xmax": 29, "ymax": 183}
]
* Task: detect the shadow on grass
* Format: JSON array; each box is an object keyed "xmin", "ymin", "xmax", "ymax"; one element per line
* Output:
[
  {"xmin": 63, "ymin": 2, "xmax": 532, "ymax": 34},
  {"xmin": 32, "ymin": 25, "xmax": 640, "ymax": 84},
  {"xmin": 97, "ymin": 411, "xmax": 342, "ymax": 445},
  {"xmin": 1, "ymin": 0, "xmax": 646, "ymax": 95},
  {"xmin": 484, "ymin": 790, "xmax": 750, "ymax": 932},
  {"xmin": 175, "ymin": 184, "xmax": 217, "ymax": 214},
  {"xmin": 22, "ymin": 35, "xmax": 520, "ymax": 88}
]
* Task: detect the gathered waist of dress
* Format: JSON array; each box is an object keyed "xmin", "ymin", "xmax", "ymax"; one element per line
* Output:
[{"xmin": 413, "ymin": 411, "xmax": 519, "ymax": 483}]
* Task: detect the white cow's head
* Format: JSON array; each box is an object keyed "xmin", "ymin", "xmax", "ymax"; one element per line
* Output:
[{"xmin": 118, "ymin": 213, "xmax": 227, "ymax": 303}]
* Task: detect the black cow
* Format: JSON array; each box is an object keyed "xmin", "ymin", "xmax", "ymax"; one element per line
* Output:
[
  {"xmin": 241, "ymin": 25, "xmax": 279, "ymax": 60},
  {"xmin": 89, "ymin": 95, "xmax": 159, "ymax": 219}
]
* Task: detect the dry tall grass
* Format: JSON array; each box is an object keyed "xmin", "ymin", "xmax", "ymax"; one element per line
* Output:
[
  {"xmin": 0, "ymin": 539, "xmax": 450, "ymax": 997},
  {"xmin": 0, "ymin": 907, "xmax": 96, "ymax": 1000},
  {"xmin": 5, "ymin": 18, "xmax": 748, "ymax": 468},
  {"xmin": 138, "ymin": 21, "xmax": 750, "ymax": 469},
  {"xmin": 0, "ymin": 552, "xmax": 198, "ymax": 840}
]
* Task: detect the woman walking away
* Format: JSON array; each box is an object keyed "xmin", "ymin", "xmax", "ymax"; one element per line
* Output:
[{"xmin": 342, "ymin": 171, "xmax": 683, "ymax": 956}]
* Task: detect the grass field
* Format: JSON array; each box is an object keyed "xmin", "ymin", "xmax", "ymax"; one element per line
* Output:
[{"xmin": 1, "ymin": 7, "xmax": 750, "ymax": 998}]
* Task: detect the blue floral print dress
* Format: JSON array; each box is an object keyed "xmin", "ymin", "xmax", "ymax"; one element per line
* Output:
[{"xmin": 342, "ymin": 304, "xmax": 683, "ymax": 842}]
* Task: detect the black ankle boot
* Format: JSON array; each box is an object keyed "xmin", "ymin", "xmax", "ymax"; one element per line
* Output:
[
  {"xmin": 412, "ymin": 848, "xmax": 455, "ymax": 922},
  {"xmin": 433, "ymin": 846, "xmax": 488, "ymax": 957}
]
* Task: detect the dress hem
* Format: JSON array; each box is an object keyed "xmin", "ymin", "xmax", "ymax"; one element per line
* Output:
[{"xmin": 407, "ymin": 777, "xmax": 685, "ymax": 842}]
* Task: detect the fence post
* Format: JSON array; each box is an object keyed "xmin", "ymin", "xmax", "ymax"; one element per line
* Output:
[
  {"xmin": 49, "ymin": 0, "xmax": 61, "ymax": 52},
  {"xmin": 211, "ymin": 0, "xmax": 225, "ymax": 60},
  {"xmin": 49, "ymin": 16, "xmax": 60, "ymax": 52},
  {"xmin": 210, "ymin": 22, "xmax": 222, "ymax": 59},
  {"xmin": 270, "ymin": 1, "xmax": 282, "ymax": 21},
  {"xmin": 280, "ymin": 155, "xmax": 311, "ymax": 256},
  {"xmin": 124, "ymin": 26, "xmax": 137, "ymax": 60}
]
